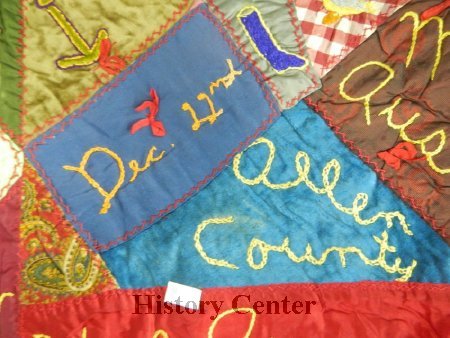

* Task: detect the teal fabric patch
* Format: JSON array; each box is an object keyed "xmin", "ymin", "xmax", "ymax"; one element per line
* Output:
[{"xmin": 102, "ymin": 101, "xmax": 450, "ymax": 287}]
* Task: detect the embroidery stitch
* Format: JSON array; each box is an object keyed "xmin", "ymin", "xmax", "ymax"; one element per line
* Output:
[
  {"xmin": 128, "ymin": 146, "xmax": 166, "ymax": 183},
  {"xmin": 33, "ymin": 328, "xmax": 86, "ymax": 338},
  {"xmin": 237, "ymin": 6, "xmax": 307, "ymax": 74},
  {"xmin": 378, "ymin": 98, "xmax": 450, "ymax": 174},
  {"xmin": 401, "ymin": 11, "xmax": 450, "ymax": 80},
  {"xmin": 194, "ymin": 217, "xmax": 417, "ymax": 282},
  {"xmin": 153, "ymin": 330, "xmax": 169, "ymax": 338},
  {"xmin": 98, "ymin": 38, "xmax": 126, "ymax": 75},
  {"xmin": 209, "ymin": 59, "xmax": 243, "ymax": 95},
  {"xmin": 247, "ymin": 230, "xmax": 417, "ymax": 282},
  {"xmin": 208, "ymin": 308, "xmax": 256, "ymax": 338},
  {"xmin": 26, "ymin": 5, "xmax": 282, "ymax": 251},
  {"xmin": 34, "ymin": 0, "xmax": 112, "ymax": 70},
  {"xmin": 63, "ymin": 145, "xmax": 167, "ymax": 214},
  {"xmin": 194, "ymin": 216, "xmax": 239, "ymax": 269},
  {"xmin": 339, "ymin": 61, "xmax": 395, "ymax": 125},
  {"xmin": 19, "ymin": 168, "xmax": 116, "ymax": 304},
  {"xmin": 182, "ymin": 58, "xmax": 241, "ymax": 131},
  {"xmin": 23, "ymin": 0, "xmax": 192, "ymax": 142},
  {"xmin": 0, "ymin": 292, "xmax": 14, "ymax": 311},
  {"xmin": 63, "ymin": 147, "xmax": 126, "ymax": 214},
  {"xmin": 233, "ymin": 138, "xmax": 413, "ymax": 235},
  {"xmin": 338, "ymin": 60, "xmax": 450, "ymax": 174}
]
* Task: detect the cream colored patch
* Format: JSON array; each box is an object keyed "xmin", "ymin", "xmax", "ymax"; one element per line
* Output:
[{"xmin": 0, "ymin": 130, "xmax": 24, "ymax": 201}]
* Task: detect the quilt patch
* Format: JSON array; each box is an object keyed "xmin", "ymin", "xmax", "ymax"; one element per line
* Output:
[
  {"xmin": 19, "ymin": 283, "xmax": 450, "ymax": 337},
  {"xmin": 18, "ymin": 163, "xmax": 117, "ymax": 304},
  {"xmin": 19, "ymin": 0, "xmax": 193, "ymax": 143},
  {"xmin": 307, "ymin": 0, "xmax": 450, "ymax": 243},
  {"xmin": 0, "ymin": 129, "xmax": 23, "ymax": 202},
  {"xmin": 102, "ymin": 102, "xmax": 450, "ymax": 289},
  {"xmin": 0, "ymin": 0, "xmax": 22, "ymax": 135},
  {"xmin": 0, "ymin": 0, "xmax": 449, "ymax": 336},
  {"xmin": 0, "ymin": 182, "xmax": 21, "ymax": 338},
  {"xmin": 295, "ymin": 0, "xmax": 410, "ymax": 77},
  {"xmin": 26, "ymin": 5, "xmax": 281, "ymax": 251},
  {"xmin": 207, "ymin": 0, "xmax": 320, "ymax": 109}
]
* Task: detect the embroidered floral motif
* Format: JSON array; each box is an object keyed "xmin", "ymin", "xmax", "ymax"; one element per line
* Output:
[{"xmin": 19, "ymin": 163, "xmax": 117, "ymax": 304}]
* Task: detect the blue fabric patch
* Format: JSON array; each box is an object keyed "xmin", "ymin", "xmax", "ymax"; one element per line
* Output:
[
  {"xmin": 239, "ymin": 7, "xmax": 306, "ymax": 72},
  {"xmin": 26, "ymin": 5, "xmax": 280, "ymax": 251},
  {"xmin": 102, "ymin": 101, "xmax": 450, "ymax": 288}
]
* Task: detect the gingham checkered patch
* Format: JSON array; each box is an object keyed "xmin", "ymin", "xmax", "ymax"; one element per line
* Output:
[{"xmin": 295, "ymin": 0, "xmax": 410, "ymax": 77}]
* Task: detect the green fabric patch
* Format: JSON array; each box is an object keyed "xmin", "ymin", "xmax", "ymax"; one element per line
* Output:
[
  {"xmin": 0, "ymin": 0, "xmax": 22, "ymax": 137},
  {"xmin": 21, "ymin": 0, "xmax": 192, "ymax": 143}
]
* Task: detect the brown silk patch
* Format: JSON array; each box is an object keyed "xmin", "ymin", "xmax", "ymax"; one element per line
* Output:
[{"xmin": 307, "ymin": 0, "xmax": 450, "ymax": 243}]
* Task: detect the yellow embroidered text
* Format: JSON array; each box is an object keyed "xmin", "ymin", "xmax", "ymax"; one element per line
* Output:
[
  {"xmin": 182, "ymin": 59, "xmax": 242, "ymax": 131},
  {"xmin": 153, "ymin": 330, "xmax": 169, "ymax": 338},
  {"xmin": 338, "ymin": 11, "xmax": 450, "ymax": 174},
  {"xmin": 339, "ymin": 61, "xmax": 449, "ymax": 174},
  {"xmin": 33, "ymin": 327, "xmax": 87, "ymax": 338},
  {"xmin": 146, "ymin": 308, "xmax": 256, "ymax": 338},
  {"xmin": 233, "ymin": 137, "xmax": 413, "ymax": 235},
  {"xmin": 378, "ymin": 98, "xmax": 449, "ymax": 174},
  {"xmin": 194, "ymin": 217, "xmax": 417, "ymax": 282},
  {"xmin": 247, "ymin": 230, "xmax": 416, "ymax": 282},
  {"xmin": 208, "ymin": 308, "xmax": 256, "ymax": 338},
  {"xmin": 339, "ymin": 61, "xmax": 394, "ymax": 126},
  {"xmin": 129, "ymin": 146, "xmax": 166, "ymax": 183},
  {"xmin": 63, "ymin": 145, "xmax": 165, "ymax": 214},
  {"xmin": 194, "ymin": 216, "xmax": 239, "ymax": 269},
  {"xmin": 400, "ymin": 11, "xmax": 450, "ymax": 81},
  {"xmin": 209, "ymin": 59, "xmax": 243, "ymax": 94},
  {"xmin": 0, "ymin": 292, "xmax": 14, "ymax": 312},
  {"xmin": 63, "ymin": 147, "xmax": 125, "ymax": 214}
]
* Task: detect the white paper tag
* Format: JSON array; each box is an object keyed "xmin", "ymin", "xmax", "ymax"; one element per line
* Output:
[{"xmin": 164, "ymin": 281, "xmax": 202, "ymax": 310}]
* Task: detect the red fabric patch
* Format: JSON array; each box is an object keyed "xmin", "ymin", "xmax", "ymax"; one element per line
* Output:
[
  {"xmin": 20, "ymin": 282, "xmax": 450, "ymax": 337},
  {"xmin": 0, "ymin": 181, "xmax": 21, "ymax": 338}
]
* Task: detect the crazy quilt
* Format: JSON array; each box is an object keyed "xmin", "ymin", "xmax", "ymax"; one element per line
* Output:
[
  {"xmin": 19, "ymin": 283, "xmax": 450, "ymax": 337},
  {"xmin": 103, "ymin": 102, "xmax": 450, "ymax": 287},
  {"xmin": 19, "ymin": 0, "xmax": 194, "ymax": 144},
  {"xmin": 308, "ymin": 0, "xmax": 450, "ymax": 243},
  {"xmin": 0, "ymin": 0, "xmax": 449, "ymax": 337},
  {"xmin": 26, "ymin": 5, "xmax": 281, "ymax": 251}
]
